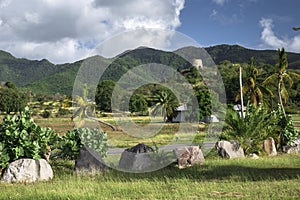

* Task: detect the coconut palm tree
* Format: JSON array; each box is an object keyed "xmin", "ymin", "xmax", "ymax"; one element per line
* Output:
[
  {"xmin": 150, "ymin": 89, "xmax": 179, "ymax": 122},
  {"xmin": 72, "ymin": 84, "xmax": 117, "ymax": 131},
  {"xmin": 236, "ymin": 57, "xmax": 273, "ymax": 107},
  {"xmin": 263, "ymin": 48, "xmax": 300, "ymax": 118}
]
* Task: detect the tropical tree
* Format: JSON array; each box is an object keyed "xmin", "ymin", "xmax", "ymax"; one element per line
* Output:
[
  {"xmin": 95, "ymin": 80, "xmax": 116, "ymax": 112},
  {"xmin": 236, "ymin": 57, "xmax": 273, "ymax": 107},
  {"xmin": 263, "ymin": 48, "xmax": 300, "ymax": 117},
  {"xmin": 150, "ymin": 88, "xmax": 179, "ymax": 122},
  {"xmin": 0, "ymin": 83, "xmax": 27, "ymax": 114},
  {"xmin": 72, "ymin": 84, "xmax": 117, "ymax": 131},
  {"xmin": 129, "ymin": 93, "xmax": 148, "ymax": 115}
]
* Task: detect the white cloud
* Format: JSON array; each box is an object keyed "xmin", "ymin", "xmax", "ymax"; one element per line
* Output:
[
  {"xmin": 259, "ymin": 18, "xmax": 300, "ymax": 53},
  {"xmin": 0, "ymin": 0, "xmax": 185, "ymax": 63},
  {"xmin": 210, "ymin": 9, "xmax": 218, "ymax": 18},
  {"xmin": 212, "ymin": 0, "xmax": 226, "ymax": 6}
]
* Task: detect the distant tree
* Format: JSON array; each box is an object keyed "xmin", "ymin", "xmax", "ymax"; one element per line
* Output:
[
  {"xmin": 95, "ymin": 80, "xmax": 116, "ymax": 112},
  {"xmin": 236, "ymin": 57, "xmax": 273, "ymax": 107},
  {"xmin": 73, "ymin": 84, "xmax": 117, "ymax": 131},
  {"xmin": 150, "ymin": 88, "xmax": 179, "ymax": 122},
  {"xmin": 0, "ymin": 84, "xmax": 27, "ymax": 113},
  {"xmin": 129, "ymin": 93, "xmax": 148, "ymax": 115},
  {"xmin": 194, "ymin": 89, "xmax": 212, "ymax": 120},
  {"xmin": 4, "ymin": 81, "xmax": 16, "ymax": 89},
  {"xmin": 263, "ymin": 48, "xmax": 300, "ymax": 117}
]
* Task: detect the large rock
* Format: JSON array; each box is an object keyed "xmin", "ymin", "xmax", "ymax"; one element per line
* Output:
[
  {"xmin": 263, "ymin": 137, "xmax": 277, "ymax": 156},
  {"xmin": 75, "ymin": 146, "xmax": 108, "ymax": 173},
  {"xmin": 283, "ymin": 135, "xmax": 300, "ymax": 154},
  {"xmin": 174, "ymin": 146, "xmax": 205, "ymax": 168},
  {"xmin": 118, "ymin": 143, "xmax": 154, "ymax": 171},
  {"xmin": 216, "ymin": 140, "xmax": 245, "ymax": 159},
  {"xmin": 1, "ymin": 159, "xmax": 53, "ymax": 183}
]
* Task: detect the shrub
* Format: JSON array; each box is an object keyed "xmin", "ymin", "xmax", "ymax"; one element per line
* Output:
[
  {"xmin": 222, "ymin": 104, "xmax": 278, "ymax": 154},
  {"xmin": 0, "ymin": 107, "xmax": 59, "ymax": 168},
  {"xmin": 274, "ymin": 106, "xmax": 298, "ymax": 148},
  {"xmin": 58, "ymin": 127, "xmax": 108, "ymax": 160}
]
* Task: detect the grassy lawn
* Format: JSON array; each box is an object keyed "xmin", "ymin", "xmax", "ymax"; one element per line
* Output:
[
  {"xmin": 34, "ymin": 116, "xmax": 206, "ymax": 148},
  {"xmin": 0, "ymin": 154, "xmax": 300, "ymax": 199},
  {"xmin": 292, "ymin": 114, "xmax": 300, "ymax": 131}
]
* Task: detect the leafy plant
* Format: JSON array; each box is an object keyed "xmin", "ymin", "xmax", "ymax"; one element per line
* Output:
[
  {"xmin": 274, "ymin": 106, "xmax": 298, "ymax": 148},
  {"xmin": 222, "ymin": 104, "xmax": 278, "ymax": 154},
  {"xmin": 58, "ymin": 127, "xmax": 108, "ymax": 160},
  {"xmin": 0, "ymin": 107, "xmax": 58, "ymax": 168}
]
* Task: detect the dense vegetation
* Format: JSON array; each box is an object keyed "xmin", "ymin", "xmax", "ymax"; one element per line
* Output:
[{"xmin": 0, "ymin": 45, "xmax": 299, "ymax": 100}]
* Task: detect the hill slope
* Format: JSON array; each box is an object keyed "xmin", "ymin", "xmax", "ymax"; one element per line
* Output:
[{"xmin": 0, "ymin": 45, "xmax": 299, "ymax": 95}]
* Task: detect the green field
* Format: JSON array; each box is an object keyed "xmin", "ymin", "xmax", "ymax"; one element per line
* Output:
[
  {"xmin": 1, "ymin": 115, "xmax": 300, "ymax": 199},
  {"xmin": 0, "ymin": 154, "xmax": 300, "ymax": 199},
  {"xmin": 292, "ymin": 114, "xmax": 300, "ymax": 131}
]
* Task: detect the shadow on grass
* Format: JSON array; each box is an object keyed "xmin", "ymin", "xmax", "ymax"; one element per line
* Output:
[{"xmin": 51, "ymin": 156, "xmax": 300, "ymax": 182}]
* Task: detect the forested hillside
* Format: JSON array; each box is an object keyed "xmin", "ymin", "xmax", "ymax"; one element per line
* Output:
[{"xmin": 0, "ymin": 45, "xmax": 299, "ymax": 103}]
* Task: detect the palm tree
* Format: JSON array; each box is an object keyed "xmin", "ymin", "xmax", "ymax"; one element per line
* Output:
[
  {"xmin": 263, "ymin": 48, "xmax": 300, "ymax": 118},
  {"xmin": 72, "ymin": 84, "xmax": 117, "ymax": 131},
  {"xmin": 150, "ymin": 89, "xmax": 179, "ymax": 122},
  {"xmin": 236, "ymin": 58, "xmax": 273, "ymax": 107}
]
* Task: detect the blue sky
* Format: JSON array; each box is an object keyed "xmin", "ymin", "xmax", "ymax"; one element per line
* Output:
[
  {"xmin": 178, "ymin": 0, "xmax": 300, "ymax": 49},
  {"xmin": 0, "ymin": 0, "xmax": 299, "ymax": 63}
]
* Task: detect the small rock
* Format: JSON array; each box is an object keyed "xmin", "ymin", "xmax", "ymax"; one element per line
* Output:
[
  {"xmin": 1, "ymin": 159, "xmax": 53, "ymax": 183},
  {"xmin": 75, "ymin": 146, "xmax": 108, "ymax": 173},
  {"xmin": 174, "ymin": 146, "xmax": 205, "ymax": 168},
  {"xmin": 283, "ymin": 135, "xmax": 300, "ymax": 154},
  {"xmin": 249, "ymin": 153, "xmax": 259, "ymax": 159},
  {"xmin": 216, "ymin": 140, "xmax": 245, "ymax": 159},
  {"xmin": 263, "ymin": 137, "xmax": 277, "ymax": 156}
]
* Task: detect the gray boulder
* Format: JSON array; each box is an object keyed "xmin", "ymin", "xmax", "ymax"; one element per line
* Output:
[
  {"xmin": 118, "ymin": 143, "xmax": 154, "ymax": 172},
  {"xmin": 216, "ymin": 140, "xmax": 245, "ymax": 158},
  {"xmin": 263, "ymin": 137, "xmax": 277, "ymax": 156},
  {"xmin": 75, "ymin": 146, "xmax": 108, "ymax": 173},
  {"xmin": 1, "ymin": 159, "xmax": 53, "ymax": 183},
  {"xmin": 174, "ymin": 146, "xmax": 205, "ymax": 168},
  {"xmin": 283, "ymin": 135, "xmax": 300, "ymax": 154}
]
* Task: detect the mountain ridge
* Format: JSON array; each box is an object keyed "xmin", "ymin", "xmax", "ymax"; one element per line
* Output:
[{"xmin": 0, "ymin": 44, "xmax": 299, "ymax": 95}]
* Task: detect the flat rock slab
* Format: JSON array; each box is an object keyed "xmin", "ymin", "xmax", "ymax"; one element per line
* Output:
[{"xmin": 1, "ymin": 159, "xmax": 53, "ymax": 183}]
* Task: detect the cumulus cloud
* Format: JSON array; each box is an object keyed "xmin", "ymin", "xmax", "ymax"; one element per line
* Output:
[
  {"xmin": 259, "ymin": 18, "xmax": 300, "ymax": 53},
  {"xmin": 212, "ymin": 0, "xmax": 226, "ymax": 6},
  {"xmin": 0, "ymin": 0, "xmax": 185, "ymax": 63}
]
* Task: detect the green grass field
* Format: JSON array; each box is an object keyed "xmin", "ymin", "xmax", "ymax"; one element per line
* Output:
[
  {"xmin": 292, "ymin": 114, "xmax": 300, "ymax": 131},
  {"xmin": 0, "ymin": 154, "xmax": 300, "ymax": 199},
  {"xmin": 1, "ymin": 115, "xmax": 300, "ymax": 199}
]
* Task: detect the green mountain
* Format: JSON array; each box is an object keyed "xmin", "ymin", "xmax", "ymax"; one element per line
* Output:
[{"xmin": 0, "ymin": 45, "xmax": 299, "ymax": 95}]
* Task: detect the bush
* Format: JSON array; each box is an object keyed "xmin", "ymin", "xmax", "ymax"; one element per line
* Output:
[
  {"xmin": 274, "ymin": 106, "xmax": 298, "ymax": 148},
  {"xmin": 222, "ymin": 104, "xmax": 278, "ymax": 154},
  {"xmin": 0, "ymin": 107, "xmax": 59, "ymax": 168},
  {"xmin": 58, "ymin": 127, "xmax": 108, "ymax": 160}
]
